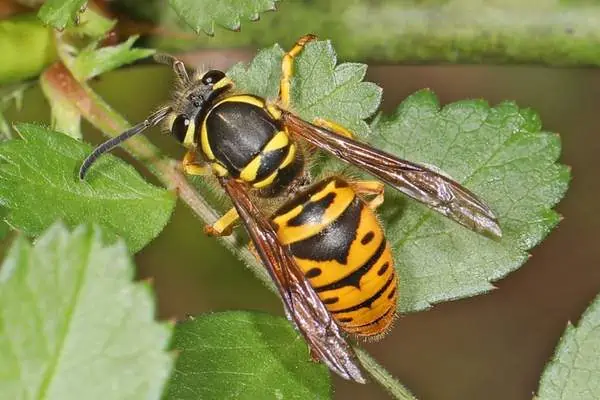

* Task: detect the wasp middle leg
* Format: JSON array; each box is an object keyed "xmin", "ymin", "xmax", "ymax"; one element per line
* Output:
[{"xmin": 349, "ymin": 180, "xmax": 385, "ymax": 210}]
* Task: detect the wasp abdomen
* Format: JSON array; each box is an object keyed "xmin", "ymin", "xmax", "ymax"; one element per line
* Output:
[
  {"xmin": 201, "ymin": 95, "xmax": 303, "ymax": 196},
  {"xmin": 272, "ymin": 177, "xmax": 398, "ymax": 337}
]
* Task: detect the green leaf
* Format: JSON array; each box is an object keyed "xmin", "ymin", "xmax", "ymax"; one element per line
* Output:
[
  {"xmin": 0, "ymin": 123, "xmax": 176, "ymax": 252},
  {"xmin": 370, "ymin": 92, "xmax": 569, "ymax": 311},
  {"xmin": 65, "ymin": 8, "xmax": 115, "ymax": 38},
  {"xmin": 229, "ymin": 41, "xmax": 381, "ymax": 137},
  {"xmin": 169, "ymin": 0, "xmax": 278, "ymax": 35},
  {"xmin": 537, "ymin": 294, "xmax": 600, "ymax": 400},
  {"xmin": 71, "ymin": 36, "xmax": 155, "ymax": 81},
  {"xmin": 164, "ymin": 311, "xmax": 331, "ymax": 399},
  {"xmin": 226, "ymin": 39, "xmax": 569, "ymax": 312},
  {"xmin": 0, "ymin": 223, "xmax": 173, "ymax": 399},
  {"xmin": 38, "ymin": 0, "xmax": 88, "ymax": 30}
]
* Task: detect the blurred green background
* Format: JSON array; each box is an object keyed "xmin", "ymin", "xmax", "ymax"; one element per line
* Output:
[{"xmin": 2, "ymin": 1, "xmax": 600, "ymax": 398}]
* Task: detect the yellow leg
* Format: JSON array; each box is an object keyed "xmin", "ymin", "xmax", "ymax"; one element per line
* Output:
[
  {"xmin": 182, "ymin": 150, "xmax": 209, "ymax": 176},
  {"xmin": 313, "ymin": 117, "xmax": 354, "ymax": 139},
  {"xmin": 350, "ymin": 180, "xmax": 385, "ymax": 210},
  {"xmin": 205, "ymin": 208, "xmax": 239, "ymax": 236},
  {"xmin": 279, "ymin": 34, "xmax": 318, "ymax": 108}
]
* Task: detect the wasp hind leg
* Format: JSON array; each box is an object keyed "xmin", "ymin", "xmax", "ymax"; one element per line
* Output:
[
  {"xmin": 205, "ymin": 208, "xmax": 240, "ymax": 237},
  {"xmin": 350, "ymin": 180, "xmax": 385, "ymax": 210},
  {"xmin": 279, "ymin": 34, "xmax": 318, "ymax": 108}
]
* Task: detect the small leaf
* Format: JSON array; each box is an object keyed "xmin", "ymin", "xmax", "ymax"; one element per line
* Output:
[
  {"xmin": 0, "ymin": 123, "xmax": 176, "ymax": 252},
  {"xmin": 537, "ymin": 294, "xmax": 600, "ymax": 400},
  {"xmin": 226, "ymin": 39, "xmax": 569, "ymax": 312},
  {"xmin": 38, "ymin": 0, "xmax": 88, "ymax": 30},
  {"xmin": 71, "ymin": 36, "xmax": 155, "ymax": 81},
  {"xmin": 164, "ymin": 311, "xmax": 331, "ymax": 399},
  {"xmin": 0, "ymin": 223, "xmax": 173, "ymax": 399},
  {"xmin": 169, "ymin": 0, "xmax": 278, "ymax": 35}
]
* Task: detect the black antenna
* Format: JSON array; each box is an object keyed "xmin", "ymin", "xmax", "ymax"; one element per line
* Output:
[
  {"xmin": 154, "ymin": 54, "xmax": 191, "ymax": 84},
  {"xmin": 79, "ymin": 106, "xmax": 171, "ymax": 180}
]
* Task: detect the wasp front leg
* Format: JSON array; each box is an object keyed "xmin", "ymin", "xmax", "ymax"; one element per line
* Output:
[
  {"xmin": 182, "ymin": 150, "xmax": 210, "ymax": 176},
  {"xmin": 279, "ymin": 34, "xmax": 317, "ymax": 109},
  {"xmin": 205, "ymin": 208, "xmax": 240, "ymax": 237},
  {"xmin": 350, "ymin": 180, "xmax": 385, "ymax": 210}
]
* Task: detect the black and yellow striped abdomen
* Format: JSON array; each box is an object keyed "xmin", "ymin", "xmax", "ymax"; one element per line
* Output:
[
  {"xmin": 199, "ymin": 95, "xmax": 303, "ymax": 196},
  {"xmin": 272, "ymin": 177, "xmax": 397, "ymax": 337}
]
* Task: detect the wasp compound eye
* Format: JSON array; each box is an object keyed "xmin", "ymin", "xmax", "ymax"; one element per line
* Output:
[
  {"xmin": 172, "ymin": 114, "xmax": 190, "ymax": 143},
  {"xmin": 201, "ymin": 70, "xmax": 226, "ymax": 85}
]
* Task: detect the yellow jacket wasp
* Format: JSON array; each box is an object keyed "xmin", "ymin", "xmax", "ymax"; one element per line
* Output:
[{"xmin": 79, "ymin": 35, "xmax": 501, "ymax": 383}]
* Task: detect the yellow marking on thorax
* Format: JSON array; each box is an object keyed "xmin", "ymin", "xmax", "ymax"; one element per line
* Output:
[
  {"xmin": 240, "ymin": 155, "xmax": 262, "ymax": 182},
  {"xmin": 213, "ymin": 77, "xmax": 234, "ymax": 90},
  {"xmin": 253, "ymin": 171, "xmax": 278, "ymax": 188},
  {"xmin": 274, "ymin": 180, "xmax": 356, "ymax": 244},
  {"xmin": 215, "ymin": 94, "xmax": 265, "ymax": 108},
  {"xmin": 263, "ymin": 131, "xmax": 289, "ymax": 152},
  {"xmin": 200, "ymin": 119, "xmax": 215, "ymax": 161},
  {"xmin": 280, "ymin": 143, "xmax": 296, "ymax": 168}
]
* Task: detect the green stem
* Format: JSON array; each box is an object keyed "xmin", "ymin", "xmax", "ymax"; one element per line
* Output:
[{"xmin": 355, "ymin": 347, "xmax": 417, "ymax": 400}]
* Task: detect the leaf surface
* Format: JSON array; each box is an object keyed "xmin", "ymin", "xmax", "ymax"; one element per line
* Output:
[
  {"xmin": 538, "ymin": 295, "xmax": 600, "ymax": 400},
  {"xmin": 164, "ymin": 311, "xmax": 331, "ymax": 400},
  {"xmin": 0, "ymin": 223, "xmax": 173, "ymax": 399},
  {"xmin": 0, "ymin": 123, "xmax": 176, "ymax": 252},
  {"xmin": 38, "ymin": 0, "xmax": 88, "ymax": 30},
  {"xmin": 169, "ymin": 0, "xmax": 279, "ymax": 35}
]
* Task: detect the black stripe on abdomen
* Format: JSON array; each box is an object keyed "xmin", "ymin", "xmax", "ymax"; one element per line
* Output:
[
  {"xmin": 289, "ymin": 197, "xmax": 362, "ymax": 264},
  {"xmin": 313, "ymin": 238, "xmax": 386, "ymax": 293}
]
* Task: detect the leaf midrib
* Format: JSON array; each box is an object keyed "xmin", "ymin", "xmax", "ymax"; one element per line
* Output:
[{"xmin": 37, "ymin": 233, "xmax": 91, "ymax": 399}]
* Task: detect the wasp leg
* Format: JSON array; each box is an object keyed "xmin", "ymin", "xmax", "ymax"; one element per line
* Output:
[
  {"xmin": 182, "ymin": 150, "xmax": 210, "ymax": 176},
  {"xmin": 350, "ymin": 180, "xmax": 385, "ymax": 210},
  {"xmin": 313, "ymin": 117, "xmax": 354, "ymax": 139},
  {"xmin": 205, "ymin": 208, "xmax": 240, "ymax": 236},
  {"xmin": 279, "ymin": 34, "xmax": 318, "ymax": 108}
]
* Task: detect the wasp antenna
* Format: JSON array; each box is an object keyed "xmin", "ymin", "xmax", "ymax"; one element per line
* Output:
[
  {"xmin": 154, "ymin": 53, "xmax": 190, "ymax": 84},
  {"xmin": 79, "ymin": 107, "xmax": 171, "ymax": 180}
]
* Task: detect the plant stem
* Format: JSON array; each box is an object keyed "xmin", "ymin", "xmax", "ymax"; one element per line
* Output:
[
  {"xmin": 355, "ymin": 347, "xmax": 417, "ymax": 400},
  {"xmin": 42, "ymin": 60, "xmax": 415, "ymax": 400}
]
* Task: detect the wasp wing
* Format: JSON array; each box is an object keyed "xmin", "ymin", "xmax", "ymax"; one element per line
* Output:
[
  {"xmin": 221, "ymin": 178, "xmax": 366, "ymax": 383},
  {"xmin": 282, "ymin": 112, "xmax": 501, "ymax": 239}
]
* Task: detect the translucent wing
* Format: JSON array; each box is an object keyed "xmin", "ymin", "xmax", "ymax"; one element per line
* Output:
[
  {"xmin": 282, "ymin": 112, "xmax": 502, "ymax": 239},
  {"xmin": 221, "ymin": 178, "xmax": 366, "ymax": 383}
]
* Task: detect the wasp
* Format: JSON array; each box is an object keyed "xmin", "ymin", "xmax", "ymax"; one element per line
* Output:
[{"xmin": 79, "ymin": 35, "xmax": 501, "ymax": 383}]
